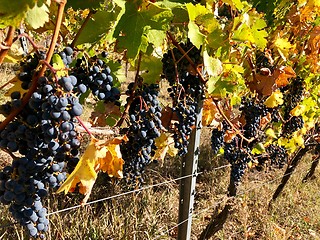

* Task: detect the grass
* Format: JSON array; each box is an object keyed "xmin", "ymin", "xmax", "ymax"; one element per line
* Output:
[
  {"xmin": 0, "ymin": 65, "xmax": 320, "ymax": 239},
  {"xmin": 0, "ymin": 133, "xmax": 319, "ymax": 239}
]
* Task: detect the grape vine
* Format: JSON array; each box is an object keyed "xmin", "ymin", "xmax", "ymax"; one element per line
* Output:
[{"xmin": 0, "ymin": 0, "xmax": 319, "ymax": 239}]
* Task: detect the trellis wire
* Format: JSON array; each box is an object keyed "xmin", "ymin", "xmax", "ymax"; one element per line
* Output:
[
  {"xmin": 0, "ymin": 164, "xmax": 231, "ymax": 229},
  {"xmin": 0, "ymin": 156, "xmax": 316, "ymax": 234},
  {"xmin": 156, "ymin": 158, "xmax": 318, "ymax": 238}
]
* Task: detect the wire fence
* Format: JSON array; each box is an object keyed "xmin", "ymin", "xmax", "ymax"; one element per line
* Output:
[
  {"xmin": 156, "ymin": 157, "xmax": 319, "ymax": 238},
  {"xmin": 0, "ymin": 157, "xmax": 317, "ymax": 238}
]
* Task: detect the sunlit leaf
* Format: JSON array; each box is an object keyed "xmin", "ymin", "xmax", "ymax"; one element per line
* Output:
[
  {"xmin": 25, "ymin": 3, "xmax": 49, "ymax": 29},
  {"xmin": 264, "ymin": 90, "xmax": 284, "ymax": 108},
  {"xmin": 153, "ymin": 133, "xmax": 178, "ymax": 164},
  {"xmin": 273, "ymin": 37, "xmax": 296, "ymax": 61},
  {"xmin": 57, "ymin": 136, "xmax": 127, "ymax": 203},
  {"xmin": 290, "ymin": 105, "xmax": 306, "ymax": 116}
]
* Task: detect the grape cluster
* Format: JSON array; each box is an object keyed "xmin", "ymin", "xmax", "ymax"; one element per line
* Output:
[
  {"xmin": 282, "ymin": 77, "xmax": 304, "ymax": 119},
  {"xmin": 0, "ymin": 52, "xmax": 47, "ymax": 115},
  {"xmin": 266, "ymin": 144, "xmax": 288, "ymax": 168},
  {"xmin": 162, "ymin": 42, "xmax": 204, "ymax": 156},
  {"xmin": 18, "ymin": 51, "xmax": 46, "ymax": 90},
  {"xmin": 211, "ymin": 128, "xmax": 225, "ymax": 154},
  {"xmin": 282, "ymin": 116, "xmax": 304, "ymax": 136},
  {"xmin": 121, "ymin": 81, "xmax": 162, "ymax": 188},
  {"xmin": 240, "ymin": 98, "xmax": 267, "ymax": 139},
  {"xmin": 0, "ymin": 47, "xmax": 83, "ymax": 238},
  {"xmin": 72, "ymin": 56, "xmax": 120, "ymax": 103},
  {"xmin": 59, "ymin": 46, "xmax": 74, "ymax": 67},
  {"xmin": 224, "ymin": 137, "xmax": 251, "ymax": 183}
]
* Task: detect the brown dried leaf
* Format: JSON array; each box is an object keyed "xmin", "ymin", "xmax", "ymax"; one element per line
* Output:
[{"xmin": 202, "ymin": 98, "xmax": 220, "ymax": 127}]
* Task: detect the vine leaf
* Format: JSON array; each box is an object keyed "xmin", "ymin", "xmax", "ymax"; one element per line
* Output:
[
  {"xmin": 232, "ymin": 11, "xmax": 268, "ymax": 49},
  {"xmin": 113, "ymin": 1, "xmax": 173, "ymax": 60},
  {"xmin": 25, "ymin": 3, "xmax": 50, "ymax": 29},
  {"xmin": 0, "ymin": 0, "xmax": 37, "ymax": 27},
  {"xmin": 52, "ymin": 54, "xmax": 67, "ymax": 77},
  {"xmin": 273, "ymin": 37, "xmax": 296, "ymax": 61},
  {"xmin": 203, "ymin": 50, "xmax": 223, "ymax": 77},
  {"xmin": 140, "ymin": 55, "xmax": 162, "ymax": 84},
  {"xmin": 290, "ymin": 105, "xmax": 306, "ymax": 117},
  {"xmin": 264, "ymin": 90, "xmax": 283, "ymax": 108},
  {"xmin": 248, "ymin": 66, "xmax": 295, "ymax": 96},
  {"xmin": 251, "ymin": 143, "xmax": 266, "ymax": 155},
  {"xmin": 153, "ymin": 133, "xmax": 177, "ymax": 164},
  {"xmin": 222, "ymin": 0, "xmax": 244, "ymax": 10},
  {"xmin": 186, "ymin": 3, "xmax": 208, "ymax": 48},
  {"xmin": 202, "ymin": 98, "xmax": 220, "ymax": 127},
  {"xmin": 74, "ymin": 9, "xmax": 122, "ymax": 46},
  {"xmin": 57, "ymin": 136, "xmax": 127, "ymax": 203},
  {"xmin": 90, "ymin": 102, "xmax": 121, "ymax": 127}
]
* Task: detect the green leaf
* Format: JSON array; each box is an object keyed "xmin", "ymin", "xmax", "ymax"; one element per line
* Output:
[
  {"xmin": 185, "ymin": 3, "xmax": 208, "ymax": 48},
  {"xmin": 79, "ymin": 89, "xmax": 90, "ymax": 105},
  {"xmin": 25, "ymin": 3, "xmax": 49, "ymax": 29},
  {"xmin": 66, "ymin": 0, "xmax": 104, "ymax": 10},
  {"xmin": 251, "ymin": 143, "xmax": 266, "ymax": 155},
  {"xmin": 187, "ymin": 21, "xmax": 205, "ymax": 49},
  {"xmin": 113, "ymin": 2, "xmax": 173, "ymax": 60},
  {"xmin": 140, "ymin": 56, "xmax": 163, "ymax": 84},
  {"xmin": 106, "ymin": 60, "xmax": 125, "ymax": 86},
  {"xmin": 232, "ymin": 12, "xmax": 268, "ymax": 49},
  {"xmin": 222, "ymin": 0, "xmax": 244, "ymax": 10},
  {"xmin": 195, "ymin": 13, "xmax": 220, "ymax": 32},
  {"xmin": 105, "ymin": 114, "xmax": 119, "ymax": 127},
  {"xmin": 203, "ymin": 50, "xmax": 223, "ymax": 77},
  {"xmin": 207, "ymin": 29, "xmax": 228, "ymax": 50},
  {"xmin": 185, "ymin": 3, "xmax": 209, "ymax": 21},
  {"xmin": 147, "ymin": 29, "xmax": 166, "ymax": 48},
  {"xmin": 52, "ymin": 54, "xmax": 67, "ymax": 77},
  {"xmin": 0, "ymin": 0, "xmax": 36, "ymax": 27},
  {"xmin": 75, "ymin": 8, "xmax": 122, "ymax": 46}
]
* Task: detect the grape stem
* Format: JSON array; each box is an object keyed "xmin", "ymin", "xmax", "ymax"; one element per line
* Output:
[
  {"xmin": 213, "ymin": 100, "xmax": 254, "ymax": 143},
  {"xmin": 116, "ymin": 52, "xmax": 143, "ymax": 127},
  {"xmin": 0, "ymin": 26, "xmax": 16, "ymax": 64},
  {"xmin": 0, "ymin": 1, "xmax": 66, "ymax": 131},
  {"xmin": 75, "ymin": 116, "xmax": 93, "ymax": 137},
  {"xmin": 166, "ymin": 31, "xmax": 206, "ymax": 84},
  {"xmin": 39, "ymin": 60, "xmax": 59, "ymax": 83},
  {"xmin": 70, "ymin": 10, "xmax": 97, "ymax": 48}
]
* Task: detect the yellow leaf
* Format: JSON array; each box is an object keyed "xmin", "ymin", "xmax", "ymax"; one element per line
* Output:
[
  {"xmin": 293, "ymin": 133, "xmax": 305, "ymax": 147},
  {"xmin": 57, "ymin": 136, "xmax": 127, "ymax": 203},
  {"xmin": 290, "ymin": 105, "xmax": 306, "ymax": 116},
  {"xmin": 274, "ymin": 37, "xmax": 296, "ymax": 61},
  {"xmin": 202, "ymin": 98, "xmax": 220, "ymax": 127},
  {"xmin": 264, "ymin": 90, "xmax": 284, "ymax": 108},
  {"xmin": 57, "ymin": 138, "xmax": 99, "ymax": 196},
  {"xmin": 153, "ymin": 133, "xmax": 177, "ymax": 164},
  {"xmin": 266, "ymin": 128, "xmax": 277, "ymax": 138}
]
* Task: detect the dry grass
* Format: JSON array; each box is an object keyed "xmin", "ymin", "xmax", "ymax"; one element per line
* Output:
[
  {"xmin": 0, "ymin": 133, "xmax": 319, "ymax": 240},
  {"xmin": 0, "ymin": 66, "xmax": 320, "ymax": 240}
]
